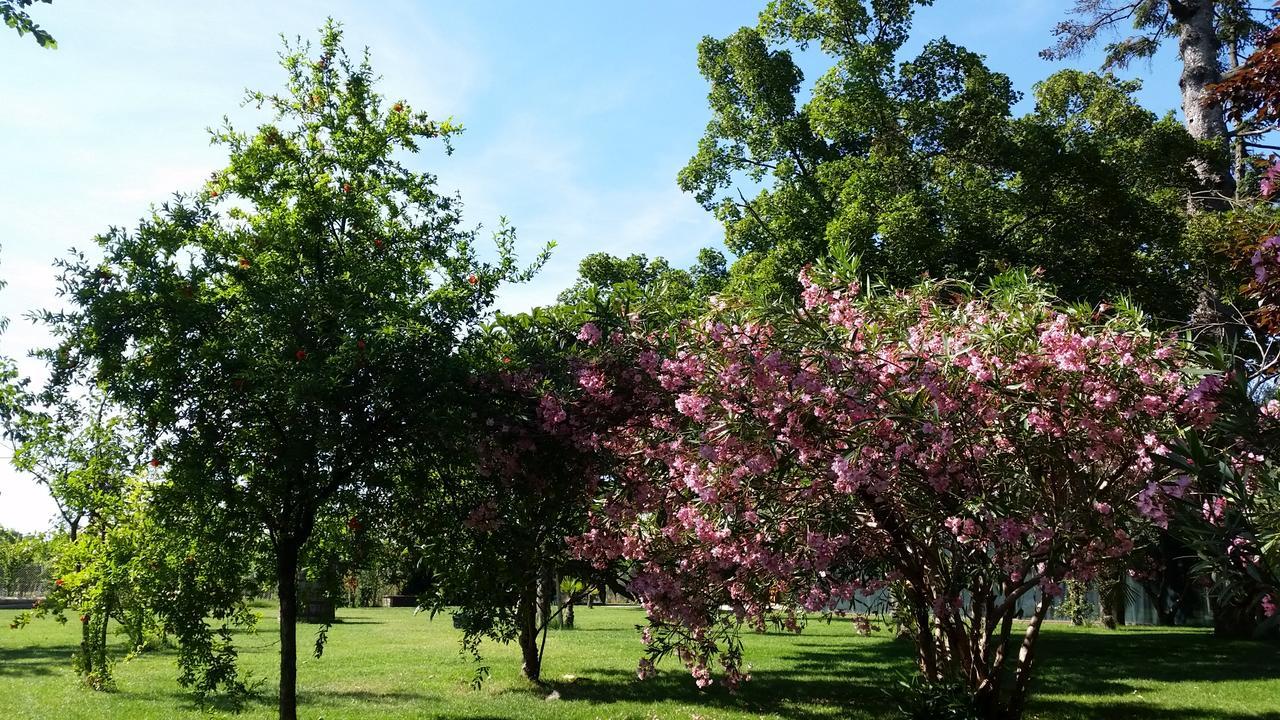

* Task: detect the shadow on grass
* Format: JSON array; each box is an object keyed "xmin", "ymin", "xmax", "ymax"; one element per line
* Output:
[
  {"xmin": 1028, "ymin": 697, "xmax": 1280, "ymax": 720},
  {"xmin": 1026, "ymin": 628, "xmax": 1280, "ymax": 719},
  {"xmin": 550, "ymin": 628, "xmax": 1280, "ymax": 720},
  {"xmin": 0, "ymin": 643, "xmax": 71, "ymax": 678},
  {"xmin": 163, "ymin": 683, "xmax": 445, "ymax": 715},
  {"xmin": 543, "ymin": 638, "xmax": 909, "ymax": 720},
  {"xmin": 1034, "ymin": 628, "xmax": 1280, "ymax": 692}
]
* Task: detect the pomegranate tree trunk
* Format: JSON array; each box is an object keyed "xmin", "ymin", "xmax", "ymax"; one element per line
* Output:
[{"xmin": 277, "ymin": 541, "xmax": 300, "ymax": 720}]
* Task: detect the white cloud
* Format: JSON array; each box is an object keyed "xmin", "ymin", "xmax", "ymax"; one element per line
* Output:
[{"xmin": 435, "ymin": 112, "xmax": 722, "ymax": 313}]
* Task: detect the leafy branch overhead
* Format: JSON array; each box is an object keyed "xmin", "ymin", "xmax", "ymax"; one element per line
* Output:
[{"xmin": 2, "ymin": 0, "xmax": 55, "ymax": 48}]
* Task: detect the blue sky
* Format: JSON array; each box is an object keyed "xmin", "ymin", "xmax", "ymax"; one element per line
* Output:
[{"xmin": 0, "ymin": 0, "xmax": 1186, "ymax": 532}]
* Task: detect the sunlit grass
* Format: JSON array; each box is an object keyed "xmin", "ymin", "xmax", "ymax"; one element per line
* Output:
[{"xmin": 2, "ymin": 605, "xmax": 1277, "ymax": 719}]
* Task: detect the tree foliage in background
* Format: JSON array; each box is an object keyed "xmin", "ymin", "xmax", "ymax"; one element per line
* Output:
[
  {"xmin": 7, "ymin": 393, "xmax": 149, "ymax": 690},
  {"xmin": 413, "ymin": 306, "xmax": 601, "ymax": 685},
  {"xmin": 679, "ymin": 0, "xmax": 1203, "ymax": 314},
  {"xmin": 0, "ymin": 528, "xmax": 55, "ymax": 597},
  {"xmin": 1, "ymin": 0, "xmax": 54, "ymax": 48},
  {"xmin": 556, "ymin": 250, "xmax": 728, "ymax": 307},
  {"xmin": 39, "ymin": 21, "xmax": 544, "ymax": 720}
]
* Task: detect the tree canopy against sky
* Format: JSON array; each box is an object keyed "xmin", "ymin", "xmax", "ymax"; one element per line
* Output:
[
  {"xmin": 0, "ymin": 2, "xmax": 1211, "ymax": 532},
  {"xmin": 39, "ymin": 21, "xmax": 544, "ymax": 720},
  {"xmin": 679, "ymin": 0, "xmax": 1205, "ymax": 314}
]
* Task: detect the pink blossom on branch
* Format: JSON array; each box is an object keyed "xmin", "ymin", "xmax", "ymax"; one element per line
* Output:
[{"xmin": 556, "ymin": 268, "xmax": 1216, "ymax": 707}]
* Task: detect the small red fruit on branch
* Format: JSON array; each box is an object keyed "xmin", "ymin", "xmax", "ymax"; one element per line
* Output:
[
  {"xmin": 342, "ymin": 182, "xmax": 352, "ymax": 193},
  {"xmin": 356, "ymin": 339, "xmax": 366, "ymax": 350},
  {"xmin": 347, "ymin": 516, "xmax": 362, "ymax": 533},
  {"xmin": 150, "ymin": 458, "xmax": 161, "ymax": 468},
  {"xmin": 467, "ymin": 274, "xmax": 478, "ymax": 285},
  {"xmin": 238, "ymin": 258, "xmax": 251, "ymax": 269},
  {"xmin": 296, "ymin": 349, "xmax": 308, "ymax": 361},
  {"xmin": 54, "ymin": 578, "xmax": 64, "ymax": 588},
  {"xmin": 392, "ymin": 102, "xmax": 404, "ymax": 113},
  {"xmin": 80, "ymin": 615, "xmax": 89, "ymax": 624}
]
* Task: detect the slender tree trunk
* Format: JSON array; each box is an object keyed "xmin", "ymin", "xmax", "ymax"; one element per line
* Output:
[
  {"xmin": 1005, "ymin": 595, "xmax": 1052, "ymax": 720},
  {"xmin": 1229, "ymin": 36, "xmax": 1247, "ymax": 196},
  {"xmin": 914, "ymin": 604, "xmax": 939, "ymax": 681},
  {"xmin": 517, "ymin": 579, "xmax": 542, "ymax": 682},
  {"xmin": 537, "ymin": 564, "xmax": 555, "ymax": 631},
  {"xmin": 564, "ymin": 596, "xmax": 575, "ymax": 629},
  {"xmin": 80, "ymin": 612, "xmax": 93, "ymax": 676},
  {"xmin": 277, "ymin": 542, "xmax": 300, "ymax": 720},
  {"xmin": 97, "ymin": 595, "xmax": 111, "ymax": 675}
]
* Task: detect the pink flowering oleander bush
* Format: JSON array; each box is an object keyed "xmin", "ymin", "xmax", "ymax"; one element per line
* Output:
[
  {"xmin": 1157, "ymin": 354, "xmax": 1280, "ymax": 639},
  {"xmin": 563, "ymin": 264, "xmax": 1218, "ymax": 718}
]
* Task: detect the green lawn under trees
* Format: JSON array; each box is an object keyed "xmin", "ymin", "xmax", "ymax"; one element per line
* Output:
[{"xmin": 2, "ymin": 605, "xmax": 1278, "ymax": 720}]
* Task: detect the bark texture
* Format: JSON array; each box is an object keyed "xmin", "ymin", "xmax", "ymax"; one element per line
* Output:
[{"xmin": 1176, "ymin": 0, "xmax": 1236, "ymax": 205}]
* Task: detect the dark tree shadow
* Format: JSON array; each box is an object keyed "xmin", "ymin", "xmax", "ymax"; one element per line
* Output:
[
  {"xmin": 545, "ymin": 627, "xmax": 1280, "ymax": 720},
  {"xmin": 1033, "ymin": 628, "xmax": 1280, "ymax": 693},
  {"xmin": 0, "ymin": 644, "xmax": 72, "ymax": 678}
]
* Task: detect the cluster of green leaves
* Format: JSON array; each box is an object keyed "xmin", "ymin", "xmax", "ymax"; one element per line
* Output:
[
  {"xmin": 1, "ymin": 0, "xmax": 54, "ymax": 48},
  {"xmin": 412, "ymin": 303, "xmax": 600, "ymax": 683},
  {"xmin": 679, "ymin": 0, "xmax": 1204, "ymax": 314},
  {"xmin": 7, "ymin": 393, "xmax": 150, "ymax": 691},
  {"xmin": 556, "ymin": 250, "xmax": 727, "ymax": 307}
]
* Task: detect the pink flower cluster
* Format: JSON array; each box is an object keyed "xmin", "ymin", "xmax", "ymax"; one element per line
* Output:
[{"xmin": 556, "ymin": 271, "xmax": 1216, "ymax": 688}]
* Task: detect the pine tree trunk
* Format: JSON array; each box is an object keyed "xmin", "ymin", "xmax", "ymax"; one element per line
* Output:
[
  {"xmin": 277, "ymin": 542, "xmax": 300, "ymax": 720},
  {"xmin": 1177, "ymin": 0, "xmax": 1235, "ymax": 206}
]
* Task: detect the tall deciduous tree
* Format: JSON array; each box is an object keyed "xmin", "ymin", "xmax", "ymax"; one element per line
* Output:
[
  {"xmin": 41, "ymin": 22, "xmax": 543, "ymax": 720},
  {"xmin": 680, "ymin": 0, "xmax": 1202, "ymax": 313}
]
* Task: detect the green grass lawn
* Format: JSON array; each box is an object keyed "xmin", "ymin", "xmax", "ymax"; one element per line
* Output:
[{"xmin": 2, "ymin": 605, "xmax": 1278, "ymax": 719}]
